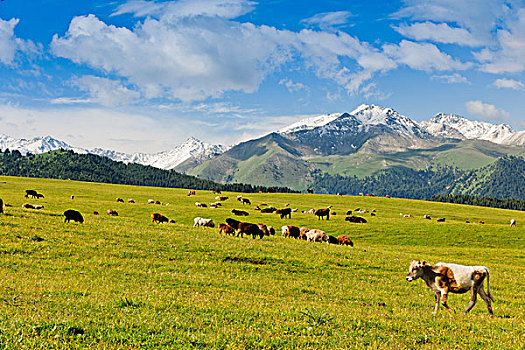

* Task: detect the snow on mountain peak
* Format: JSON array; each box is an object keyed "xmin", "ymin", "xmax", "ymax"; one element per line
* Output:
[
  {"xmin": 421, "ymin": 113, "xmax": 515, "ymax": 144},
  {"xmin": 278, "ymin": 113, "xmax": 343, "ymax": 134},
  {"xmin": 0, "ymin": 133, "xmax": 226, "ymax": 170}
]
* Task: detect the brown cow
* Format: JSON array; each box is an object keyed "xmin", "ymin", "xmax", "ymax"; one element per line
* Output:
[
  {"xmin": 406, "ymin": 260, "xmax": 494, "ymax": 316},
  {"xmin": 299, "ymin": 227, "xmax": 310, "ymax": 240},
  {"xmin": 218, "ymin": 223, "xmax": 235, "ymax": 235},
  {"xmin": 260, "ymin": 207, "xmax": 276, "ymax": 213},
  {"xmin": 152, "ymin": 213, "xmax": 169, "ymax": 223},
  {"xmin": 314, "ymin": 206, "xmax": 332, "ymax": 220},
  {"xmin": 231, "ymin": 209, "xmax": 249, "ymax": 216},
  {"xmin": 237, "ymin": 222, "xmax": 264, "ymax": 239},
  {"xmin": 345, "ymin": 216, "xmax": 367, "ymax": 223},
  {"xmin": 226, "ymin": 218, "xmax": 241, "ymax": 230},
  {"xmin": 337, "ymin": 235, "xmax": 353, "ymax": 246}
]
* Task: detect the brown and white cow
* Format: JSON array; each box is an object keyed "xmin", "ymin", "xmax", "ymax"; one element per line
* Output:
[{"xmin": 406, "ymin": 260, "xmax": 494, "ymax": 316}]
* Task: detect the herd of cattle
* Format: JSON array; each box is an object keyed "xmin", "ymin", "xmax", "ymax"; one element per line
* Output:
[{"xmin": 2, "ymin": 187, "xmax": 521, "ymax": 316}]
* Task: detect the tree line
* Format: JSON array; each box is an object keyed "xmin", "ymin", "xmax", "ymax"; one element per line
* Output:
[{"xmin": 0, "ymin": 149, "xmax": 298, "ymax": 194}]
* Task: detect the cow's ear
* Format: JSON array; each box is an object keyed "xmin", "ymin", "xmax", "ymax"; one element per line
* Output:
[{"xmin": 422, "ymin": 260, "xmax": 427, "ymax": 266}]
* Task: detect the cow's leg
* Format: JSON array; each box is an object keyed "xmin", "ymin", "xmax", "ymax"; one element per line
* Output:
[
  {"xmin": 464, "ymin": 287, "xmax": 478, "ymax": 314},
  {"xmin": 478, "ymin": 286, "xmax": 494, "ymax": 316},
  {"xmin": 439, "ymin": 289, "xmax": 452, "ymax": 313},
  {"xmin": 433, "ymin": 292, "xmax": 440, "ymax": 314}
]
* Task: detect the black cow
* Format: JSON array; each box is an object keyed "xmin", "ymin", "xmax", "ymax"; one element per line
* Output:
[
  {"xmin": 226, "ymin": 218, "xmax": 241, "ymax": 230},
  {"xmin": 345, "ymin": 216, "xmax": 367, "ymax": 223},
  {"xmin": 275, "ymin": 208, "xmax": 291, "ymax": 219},
  {"xmin": 64, "ymin": 209, "xmax": 84, "ymax": 223},
  {"xmin": 25, "ymin": 190, "xmax": 43, "ymax": 198}
]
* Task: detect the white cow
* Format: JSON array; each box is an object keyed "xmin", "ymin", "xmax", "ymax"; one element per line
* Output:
[{"xmin": 193, "ymin": 217, "xmax": 215, "ymax": 228}]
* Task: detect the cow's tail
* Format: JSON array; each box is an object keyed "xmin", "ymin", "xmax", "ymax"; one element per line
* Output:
[{"xmin": 485, "ymin": 267, "xmax": 494, "ymax": 301}]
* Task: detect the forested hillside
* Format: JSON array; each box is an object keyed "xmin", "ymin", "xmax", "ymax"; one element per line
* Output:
[
  {"xmin": 312, "ymin": 155, "xmax": 525, "ymax": 202},
  {"xmin": 0, "ymin": 149, "xmax": 297, "ymax": 193}
]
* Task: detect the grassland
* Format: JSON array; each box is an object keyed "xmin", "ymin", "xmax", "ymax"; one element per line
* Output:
[{"xmin": 0, "ymin": 175, "xmax": 524, "ymax": 349}]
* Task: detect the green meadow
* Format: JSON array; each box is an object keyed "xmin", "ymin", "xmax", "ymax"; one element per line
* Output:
[{"xmin": 0, "ymin": 175, "xmax": 524, "ymax": 349}]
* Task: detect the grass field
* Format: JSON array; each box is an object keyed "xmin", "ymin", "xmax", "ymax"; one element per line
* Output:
[{"xmin": 1, "ymin": 175, "xmax": 524, "ymax": 349}]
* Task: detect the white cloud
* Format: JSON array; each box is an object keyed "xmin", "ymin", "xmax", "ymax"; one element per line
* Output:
[
  {"xmin": 279, "ymin": 78, "xmax": 306, "ymax": 92},
  {"xmin": 492, "ymin": 78, "xmax": 524, "ymax": 90},
  {"xmin": 382, "ymin": 40, "xmax": 471, "ymax": 72},
  {"xmin": 301, "ymin": 11, "xmax": 353, "ymax": 30},
  {"xmin": 71, "ymin": 76, "xmax": 140, "ymax": 107},
  {"xmin": 113, "ymin": 0, "xmax": 255, "ymax": 20},
  {"xmin": 431, "ymin": 73, "xmax": 470, "ymax": 84},
  {"xmin": 465, "ymin": 100, "xmax": 509, "ymax": 121},
  {"xmin": 0, "ymin": 18, "xmax": 40, "ymax": 65},
  {"xmin": 394, "ymin": 22, "xmax": 483, "ymax": 47}
]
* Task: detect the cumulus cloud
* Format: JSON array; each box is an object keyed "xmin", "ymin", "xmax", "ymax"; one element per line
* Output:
[
  {"xmin": 465, "ymin": 100, "xmax": 509, "ymax": 121},
  {"xmin": 492, "ymin": 78, "xmax": 524, "ymax": 90},
  {"xmin": 382, "ymin": 40, "xmax": 470, "ymax": 72},
  {"xmin": 71, "ymin": 76, "xmax": 140, "ymax": 107},
  {"xmin": 394, "ymin": 22, "xmax": 483, "ymax": 47},
  {"xmin": 0, "ymin": 18, "xmax": 40, "ymax": 65},
  {"xmin": 431, "ymin": 73, "xmax": 470, "ymax": 84}
]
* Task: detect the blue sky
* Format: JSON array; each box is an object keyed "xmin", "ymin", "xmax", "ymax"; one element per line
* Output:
[{"xmin": 1, "ymin": 0, "xmax": 524, "ymax": 153}]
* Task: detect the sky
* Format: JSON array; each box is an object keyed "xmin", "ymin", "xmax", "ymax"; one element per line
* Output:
[{"xmin": 1, "ymin": 0, "xmax": 525, "ymax": 153}]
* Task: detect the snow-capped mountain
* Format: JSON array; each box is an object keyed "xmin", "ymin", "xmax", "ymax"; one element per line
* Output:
[
  {"xmin": 0, "ymin": 134, "xmax": 226, "ymax": 170},
  {"xmin": 420, "ymin": 113, "xmax": 515, "ymax": 144},
  {"xmin": 350, "ymin": 104, "xmax": 432, "ymax": 139},
  {"xmin": 502, "ymin": 130, "xmax": 525, "ymax": 146},
  {"xmin": 278, "ymin": 113, "xmax": 342, "ymax": 134},
  {"xmin": 0, "ymin": 134, "xmax": 86, "ymax": 155}
]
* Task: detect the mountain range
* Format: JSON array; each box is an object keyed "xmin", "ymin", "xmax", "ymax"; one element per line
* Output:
[
  {"xmin": 2, "ymin": 104, "xmax": 525, "ymax": 192},
  {"xmin": 0, "ymin": 134, "xmax": 226, "ymax": 170}
]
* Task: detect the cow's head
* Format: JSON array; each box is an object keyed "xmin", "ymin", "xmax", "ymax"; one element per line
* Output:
[{"xmin": 406, "ymin": 260, "xmax": 427, "ymax": 281}]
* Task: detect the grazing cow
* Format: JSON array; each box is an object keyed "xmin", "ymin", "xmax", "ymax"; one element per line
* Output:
[
  {"xmin": 345, "ymin": 216, "xmax": 367, "ymax": 223},
  {"xmin": 260, "ymin": 207, "xmax": 276, "ymax": 213},
  {"xmin": 337, "ymin": 235, "xmax": 354, "ymax": 246},
  {"xmin": 241, "ymin": 198, "xmax": 251, "ymax": 205},
  {"xmin": 510, "ymin": 219, "xmax": 516, "ymax": 227},
  {"xmin": 128, "ymin": 199, "xmax": 135, "ymax": 203},
  {"xmin": 275, "ymin": 208, "xmax": 292, "ymax": 219},
  {"xmin": 267, "ymin": 226, "xmax": 276, "ymax": 236},
  {"xmin": 93, "ymin": 211, "xmax": 99, "ymax": 215},
  {"xmin": 346, "ymin": 210, "xmax": 352, "ymax": 215},
  {"xmin": 424, "ymin": 215, "xmax": 431, "ymax": 220},
  {"xmin": 281, "ymin": 225, "xmax": 300, "ymax": 239},
  {"xmin": 436, "ymin": 217, "xmax": 446, "ymax": 222},
  {"xmin": 237, "ymin": 195, "xmax": 243, "ymax": 201},
  {"xmin": 71, "ymin": 195, "xmax": 74, "ymax": 200},
  {"xmin": 195, "ymin": 202, "xmax": 207, "ymax": 208},
  {"xmin": 226, "ymin": 218, "xmax": 241, "ymax": 230},
  {"xmin": 187, "ymin": 190, "xmax": 196, "ymax": 196},
  {"xmin": 147, "ymin": 199, "xmax": 155, "ymax": 204},
  {"xmin": 406, "ymin": 260, "xmax": 494, "ymax": 316},
  {"xmin": 169, "ymin": 219, "xmax": 176, "ymax": 223},
  {"xmin": 116, "ymin": 197, "xmax": 124, "ymax": 203},
  {"xmin": 306, "ymin": 229, "xmax": 328, "ymax": 242},
  {"xmin": 25, "ymin": 190, "xmax": 43, "ymax": 198},
  {"xmin": 64, "ymin": 209, "xmax": 84, "ymax": 223},
  {"xmin": 218, "ymin": 223, "xmax": 235, "ymax": 235},
  {"xmin": 237, "ymin": 222, "xmax": 264, "ymax": 239},
  {"xmin": 478, "ymin": 221, "xmax": 485, "ymax": 224},
  {"xmin": 22, "ymin": 203, "xmax": 35, "ymax": 209},
  {"xmin": 216, "ymin": 196, "xmax": 229, "ymax": 201},
  {"xmin": 213, "ymin": 189, "xmax": 221, "ymax": 194},
  {"xmin": 327, "ymin": 235, "xmax": 339, "ymax": 244},
  {"xmin": 151, "ymin": 213, "xmax": 169, "ymax": 223},
  {"xmin": 299, "ymin": 227, "xmax": 310, "ymax": 240},
  {"xmin": 306, "ymin": 188, "xmax": 313, "ymax": 194},
  {"xmin": 155, "ymin": 200, "xmax": 161, "ymax": 205},
  {"xmin": 254, "ymin": 206, "xmax": 261, "ymax": 210},
  {"xmin": 107, "ymin": 209, "xmax": 118, "ymax": 216},
  {"xmin": 193, "ymin": 217, "xmax": 215, "ymax": 228},
  {"xmin": 231, "ymin": 209, "xmax": 249, "ymax": 216},
  {"xmin": 256, "ymin": 223, "xmax": 270, "ymax": 236},
  {"xmin": 314, "ymin": 206, "xmax": 332, "ymax": 220}
]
